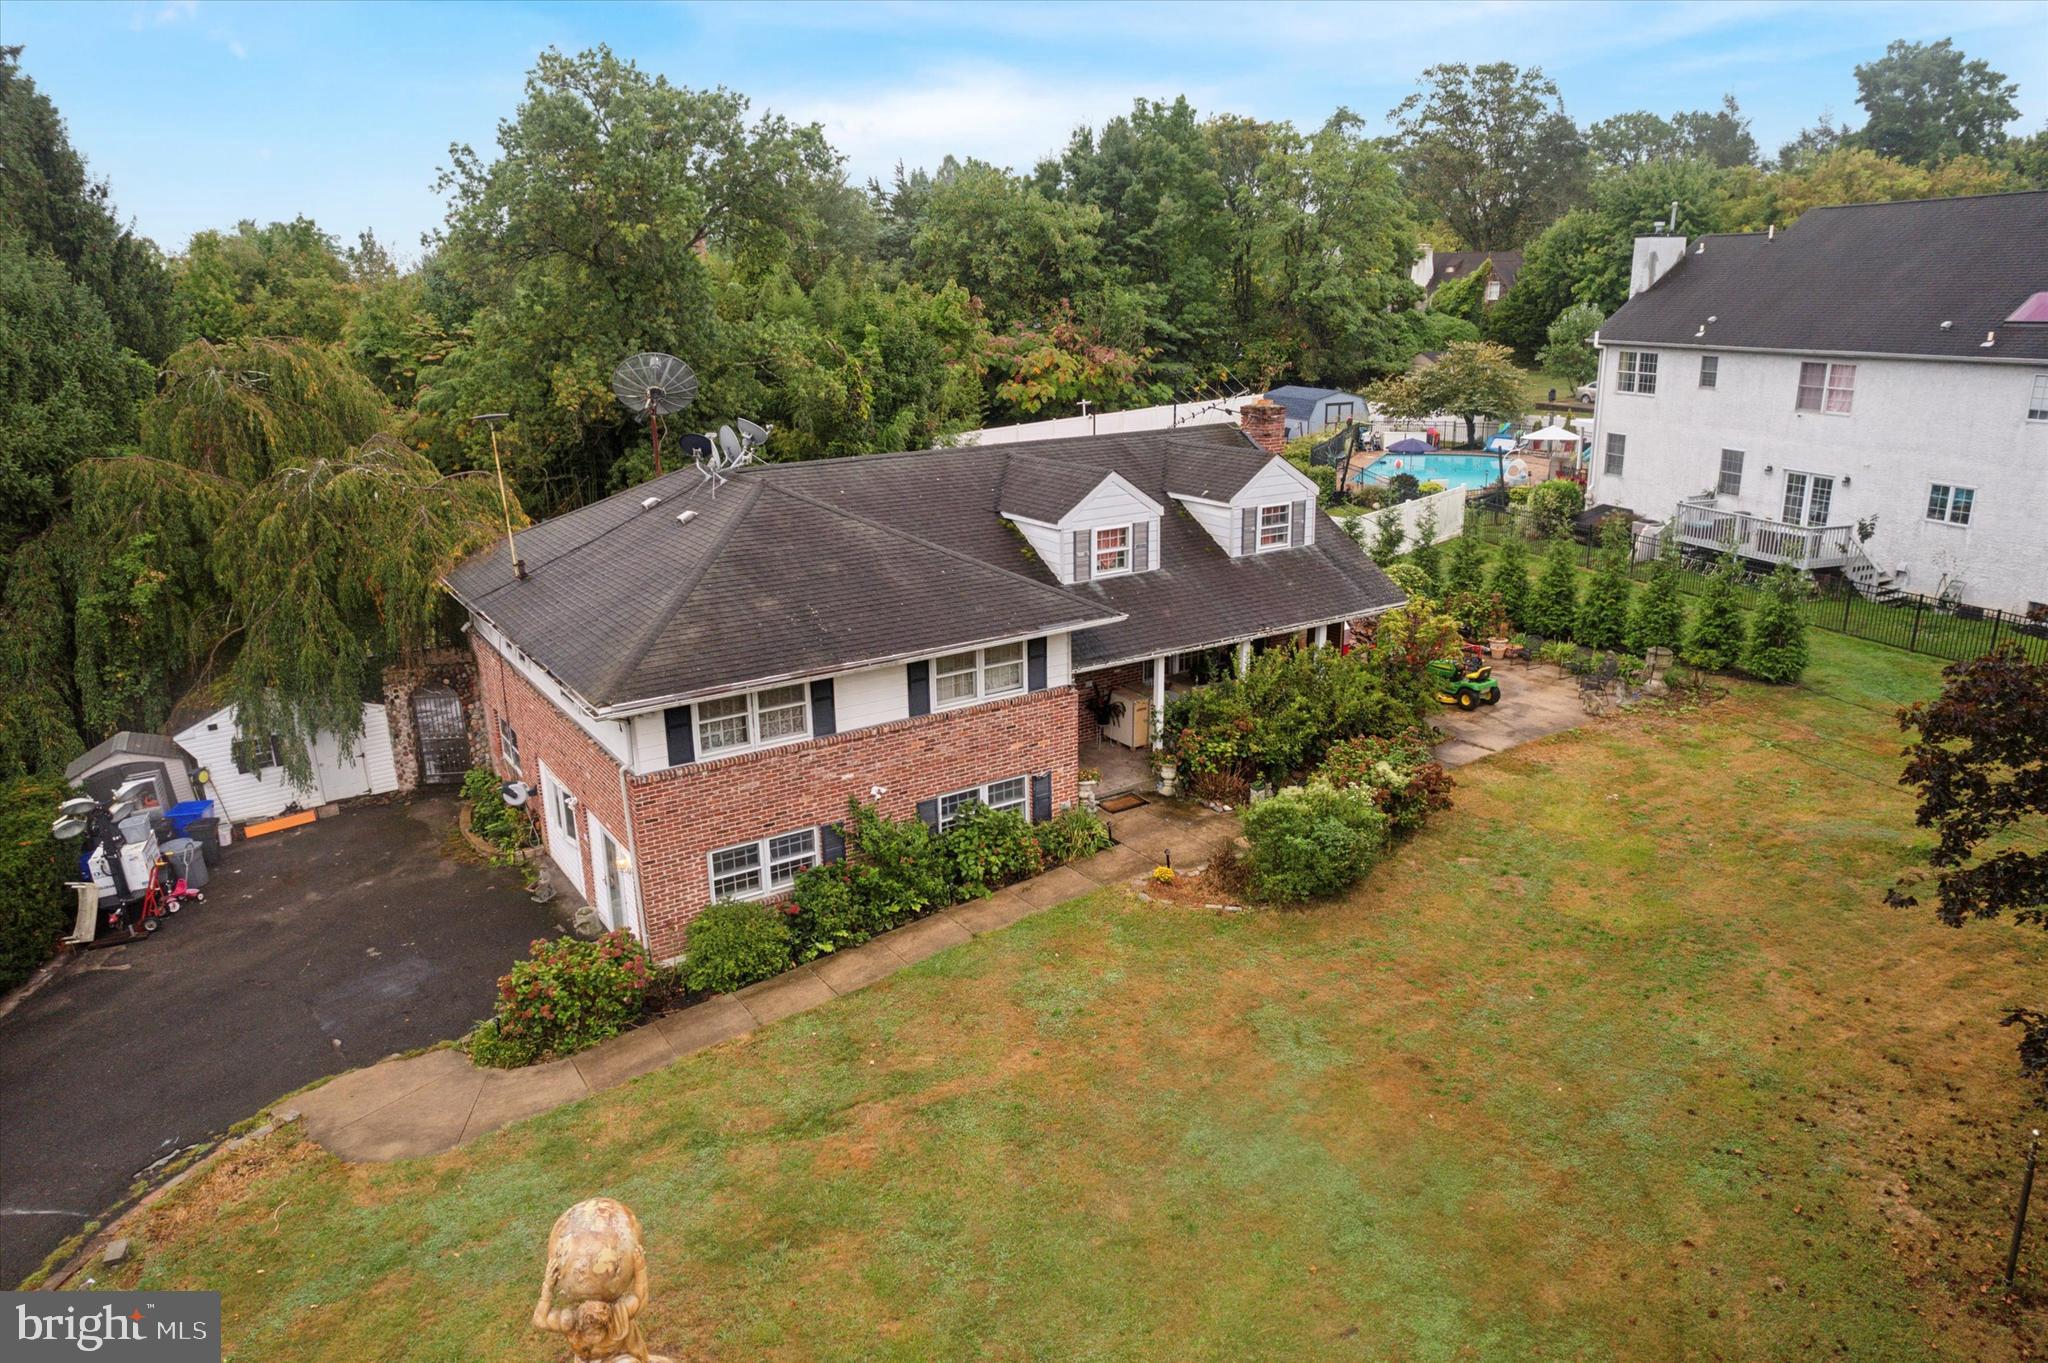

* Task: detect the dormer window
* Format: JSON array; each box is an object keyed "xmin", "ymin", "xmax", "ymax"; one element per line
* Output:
[
  {"xmin": 1093, "ymin": 525, "xmax": 1131, "ymax": 576},
  {"xmin": 1257, "ymin": 504, "xmax": 1291, "ymax": 551}
]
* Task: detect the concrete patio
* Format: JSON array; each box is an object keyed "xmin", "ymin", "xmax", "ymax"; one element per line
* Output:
[{"xmin": 1427, "ymin": 660, "xmax": 1588, "ymax": 766}]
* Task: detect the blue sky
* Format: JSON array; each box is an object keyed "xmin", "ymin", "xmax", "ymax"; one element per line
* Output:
[{"xmin": 8, "ymin": 0, "xmax": 2046, "ymax": 261}]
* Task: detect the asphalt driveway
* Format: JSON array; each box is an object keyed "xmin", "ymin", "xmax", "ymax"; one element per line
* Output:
[{"xmin": 0, "ymin": 795, "xmax": 560, "ymax": 1285}]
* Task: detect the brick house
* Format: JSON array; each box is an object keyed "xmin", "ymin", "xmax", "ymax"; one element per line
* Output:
[{"xmin": 444, "ymin": 420, "xmax": 1404, "ymax": 961}]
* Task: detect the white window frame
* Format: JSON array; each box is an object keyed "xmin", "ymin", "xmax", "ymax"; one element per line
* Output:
[
  {"xmin": 498, "ymin": 716, "xmax": 521, "ymax": 775},
  {"xmin": 1796, "ymin": 361, "xmax": 1856, "ymax": 415},
  {"xmin": 1484, "ymin": 278, "xmax": 1502, "ymax": 303},
  {"xmin": 937, "ymin": 774, "xmax": 1030, "ymax": 832},
  {"xmin": 1616, "ymin": 350, "xmax": 1658, "ymax": 395},
  {"xmin": 933, "ymin": 643, "xmax": 1029, "ymax": 710},
  {"xmin": 1699, "ymin": 355, "xmax": 1719, "ymax": 389},
  {"xmin": 1093, "ymin": 524, "xmax": 1132, "ymax": 577},
  {"xmin": 696, "ymin": 683, "xmax": 811, "ymax": 758},
  {"xmin": 1782, "ymin": 470, "xmax": 1835, "ymax": 527},
  {"xmin": 1926, "ymin": 483, "xmax": 1975, "ymax": 527},
  {"xmin": 1716, "ymin": 448, "xmax": 1743, "ymax": 497},
  {"xmin": 1257, "ymin": 503, "xmax": 1291, "ymax": 551},
  {"xmin": 2029, "ymin": 374, "xmax": 2048, "ymax": 423},
  {"xmin": 1603, "ymin": 432, "xmax": 1626, "ymax": 476},
  {"xmin": 707, "ymin": 827, "xmax": 818, "ymax": 902}
]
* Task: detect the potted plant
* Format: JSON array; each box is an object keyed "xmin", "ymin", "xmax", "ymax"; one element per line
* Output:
[
  {"xmin": 1152, "ymin": 753, "xmax": 1179, "ymax": 798},
  {"xmin": 1078, "ymin": 767, "xmax": 1101, "ymax": 806}
]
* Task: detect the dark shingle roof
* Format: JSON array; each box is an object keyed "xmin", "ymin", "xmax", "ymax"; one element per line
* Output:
[
  {"xmin": 1429, "ymin": 249, "xmax": 1522, "ymax": 294},
  {"xmin": 993, "ymin": 454, "xmax": 1117, "ymax": 522},
  {"xmin": 1600, "ymin": 191, "xmax": 2048, "ymax": 362},
  {"xmin": 1265, "ymin": 385, "xmax": 1362, "ymax": 423},
  {"xmin": 65, "ymin": 731, "xmax": 192, "ymax": 782},
  {"xmin": 446, "ymin": 425, "xmax": 1404, "ymax": 708}
]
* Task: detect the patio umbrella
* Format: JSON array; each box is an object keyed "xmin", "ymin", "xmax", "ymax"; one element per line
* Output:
[{"xmin": 1386, "ymin": 438, "xmax": 1431, "ymax": 454}]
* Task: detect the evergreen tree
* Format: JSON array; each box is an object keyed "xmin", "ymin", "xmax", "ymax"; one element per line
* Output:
[
  {"xmin": 1627, "ymin": 530, "xmax": 1687, "ymax": 654},
  {"xmin": 1683, "ymin": 551, "xmax": 1749, "ymax": 671},
  {"xmin": 1407, "ymin": 504, "xmax": 1442, "ymax": 592},
  {"xmin": 1524, "ymin": 538, "xmax": 1580, "ymax": 638},
  {"xmin": 1445, "ymin": 528, "xmax": 1486, "ymax": 595},
  {"xmin": 1369, "ymin": 508, "xmax": 1404, "ymax": 566},
  {"xmin": 1740, "ymin": 563, "xmax": 1811, "ymax": 684},
  {"xmin": 1574, "ymin": 517, "xmax": 1635, "ymax": 650},
  {"xmin": 1485, "ymin": 533, "xmax": 1531, "ymax": 628}
]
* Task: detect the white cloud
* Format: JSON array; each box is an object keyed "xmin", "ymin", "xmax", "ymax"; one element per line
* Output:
[{"xmin": 130, "ymin": 0, "xmax": 198, "ymax": 31}]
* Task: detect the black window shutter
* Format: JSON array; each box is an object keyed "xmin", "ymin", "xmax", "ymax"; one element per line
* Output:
[
  {"xmin": 663, "ymin": 704, "xmax": 694, "ymax": 766},
  {"xmin": 1133, "ymin": 519, "xmax": 1150, "ymax": 572},
  {"xmin": 1030, "ymin": 772, "xmax": 1052, "ymax": 824},
  {"xmin": 819, "ymin": 823, "xmax": 845, "ymax": 864},
  {"xmin": 809, "ymin": 678, "xmax": 836, "ymax": 737},
  {"xmin": 1072, "ymin": 528, "xmax": 1090, "ymax": 581},
  {"xmin": 1290, "ymin": 499, "xmax": 1306, "ymax": 547},
  {"xmin": 1027, "ymin": 637, "xmax": 1048, "ymax": 691},
  {"xmin": 907, "ymin": 660, "xmax": 930, "ymax": 717},
  {"xmin": 916, "ymin": 797, "xmax": 940, "ymax": 831},
  {"xmin": 1240, "ymin": 506, "xmax": 1256, "ymax": 554}
]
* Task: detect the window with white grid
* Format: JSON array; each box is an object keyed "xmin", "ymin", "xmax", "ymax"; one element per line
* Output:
[
  {"xmin": 938, "ymin": 775, "xmax": 1030, "ymax": 831},
  {"xmin": 1258, "ymin": 503, "xmax": 1291, "ymax": 550},
  {"xmin": 697, "ymin": 684, "xmax": 810, "ymax": 756},
  {"xmin": 1716, "ymin": 448, "xmax": 1743, "ymax": 497},
  {"xmin": 1699, "ymin": 355, "xmax": 1719, "ymax": 389},
  {"xmin": 2030, "ymin": 375, "xmax": 2048, "ymax": 422},
  {"xmin": 1926, "ymin": 484, "xmax": 1975, "ymax": 526},
  {"xmin": 708, "ymin": 827, "xmax": 819, "ymax": 902},
  {"xmin": 1797, "ymin": 361, "xmax": 1855, "ymax": 414},
  {"xmin": 934, "ymin": 644, "xmax": 1027, "ymax": 708},
  {"xmin": 1616, "ymin": 351, "xmax": 1657, "ymax": 394},
  {"xmin": 1604, "ymin": 433, "xmax": 1626, "ymax": 476},
  {"xmin": 1094, "ymin": 524, "xmax": 1131, "ymax": 575},
  {"xmin": 708, "ymin": 841, "xmax": 763, "ymax": 900}
]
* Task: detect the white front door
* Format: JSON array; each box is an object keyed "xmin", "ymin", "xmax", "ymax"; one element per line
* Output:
[
  {"xmin": 538, "ymin": 763, "xmax": 585, "ymax": 897},
  {"xmin": 587, "ymin": 816, "xmax": 642, "ymax": 941}
]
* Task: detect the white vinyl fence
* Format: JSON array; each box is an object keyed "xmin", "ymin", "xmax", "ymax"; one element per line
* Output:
[
  {"xmin": 954, "ymin": 395, "xmax": 1258, "ymax": 446},
  {"xmin": 1341, "ymin": 485, "xmax": 1467, "ymax": 556}
]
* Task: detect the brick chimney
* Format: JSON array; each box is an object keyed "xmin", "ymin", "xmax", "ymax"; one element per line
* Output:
[{"xmin": 1239, "ymin": 398, "xmax": 1286, "ymax": 454}]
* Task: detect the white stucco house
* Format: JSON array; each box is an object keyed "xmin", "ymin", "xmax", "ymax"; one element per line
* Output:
[{"xmin": 1586, "ymin": 191, "xmax": 2048, "ymax": 617}]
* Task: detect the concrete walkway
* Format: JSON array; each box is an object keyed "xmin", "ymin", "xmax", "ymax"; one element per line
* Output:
[
  {"xmin": 290, "ymin": 802, "xmax": 1240, "ymax": 1163},
  {"xmin": 1429, "ymin": 662, "xmax": 1587, "ymax": 767}
]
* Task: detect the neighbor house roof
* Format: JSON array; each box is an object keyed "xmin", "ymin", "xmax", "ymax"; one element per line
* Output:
[
  {"xmin": 1429, "ymin": 249, "xmax": 1522, "ymax": 295},
  {"xmin": 64, "ymin": 731, "xmax": 192, "ymax": 783},
  {"xmin": 1600, "ymin": 191, "xmax": 2048, "ymax": 363},
  {"xmin": 445, "ymin": 425, "xmax": 1405, "ymax": 710},
  {"xmin": 1264, "ymin": 385, "xmax": 1363, "ymax": 424}
]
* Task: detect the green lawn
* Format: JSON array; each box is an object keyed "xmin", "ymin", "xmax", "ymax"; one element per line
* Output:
[{"xmin": 90, "ymin": 633, "xmax": 2048, "ymax": 1361}]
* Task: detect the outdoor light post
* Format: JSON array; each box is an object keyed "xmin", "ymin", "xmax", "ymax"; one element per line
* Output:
[{"xmin": 2006, "ymin": 1128, "xmax": 2041, "ymax": 1292}]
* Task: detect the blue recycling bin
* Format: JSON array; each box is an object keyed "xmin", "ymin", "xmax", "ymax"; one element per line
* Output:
[{"xmin": 166, "ymin": 799, "xmax": 214, "ymax": 838}]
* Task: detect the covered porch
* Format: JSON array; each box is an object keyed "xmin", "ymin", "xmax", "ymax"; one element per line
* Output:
[
  {"xmin": 1076, "ymin": 621, "xmax": 1351, "ymax": 797},
  {"xmin": 1672, "ymin": 496, "xmax": 1856, "ymax": 568}
]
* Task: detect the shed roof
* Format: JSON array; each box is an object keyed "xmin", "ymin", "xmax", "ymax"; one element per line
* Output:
[{"xmin": 63, "ymin": 731, "xmax": 192, "ymax": 783}]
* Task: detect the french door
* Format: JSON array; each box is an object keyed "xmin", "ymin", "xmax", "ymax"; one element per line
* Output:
[{"xmin": 1781, "ymin": 471, "xmax": 1835, "ymax": 527}]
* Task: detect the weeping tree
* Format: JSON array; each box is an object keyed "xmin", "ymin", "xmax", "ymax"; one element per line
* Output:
[{"xmin": 67, "ymin": 338, "xmax": 516, "ymax": 780}]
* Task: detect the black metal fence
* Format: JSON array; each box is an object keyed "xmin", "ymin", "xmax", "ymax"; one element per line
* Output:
[{"xmin": 1454, "ymin": 508, "xmax": 2048, "ymax": 666}]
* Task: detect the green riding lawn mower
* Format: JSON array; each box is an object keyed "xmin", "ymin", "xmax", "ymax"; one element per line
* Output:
[{"xmin": 1427, "ymin": 649, "xmax": 1502, "ymax": 709}]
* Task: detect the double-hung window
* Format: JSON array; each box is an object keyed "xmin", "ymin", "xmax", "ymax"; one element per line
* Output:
[
  {"xmin": 498, "ymin": 716, "xmax": 521, "ymax": 774},
  {"xmin": 1603, "ymin": 433, "xmax": 1626, "ymax": 476},
  {"xmin": 935, "ymin": 643, "xmax": 1027, "ymax": 708},
  {"xmin": 1324, "ymin": 400, "xmax": 1356, "ymax": 426},
  {"xmin": 1699, "ymin": 355, "xmax": 1719, "ymax": 389},
  {"xmin": 1616, "ymin": 350, "xmax": 1658, "ymax": 395},
  {"xmin": 2029, "ymin": 375, "xmax": 2048, "ymax": 422},
  {"xmin": 1257, "ymin": 504, "xmax": 1291, "ymax": 550},
  {"xmin": 1716, "ymin": 448, "xmax": 1744, "ymax": 497},
  {"xmin": 1796, "ymin": 361, "xmax": 1856, "ymax": 414},
  {"xmin": 1093, "ymin": 525, "xmax": 1131, "ymax": 575},
  {"xmin": 1926, "ymin": 483, "xmax": 1975, "ymax": 526},
  {"xmin": 707, "ymin": 827, "xmax": 819, "ymax": 902},
  {"xmin": 937, "ymin": 775, "xmax": 1029, "ymax": 831},
  {"xmin": 697, "ymin": 683, "xmax": 810, "ymax": 756}
]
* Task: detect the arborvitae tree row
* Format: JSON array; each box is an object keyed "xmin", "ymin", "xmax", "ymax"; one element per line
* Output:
[
  {"xmin": 1684, "ymin": 551, "xmax": 1749, "ymax": 671},
  {"xmin": 1525, "ymin": 538, "xmax": 1581, "ymax": 639}
]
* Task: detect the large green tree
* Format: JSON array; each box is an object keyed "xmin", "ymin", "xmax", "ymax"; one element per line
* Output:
[
  {"xmin": 1370, "ymin": 341, "xmax": 1526, "ymax": 447},
  {"xmin": 1577, "ymin": 159, "xmax": 1726, "ymax": 313},
  {"xmin": 0, "ymin": 47, "xmax": 177, "ymax": 361},
  {"xmin": 172, "ymin": 217, "xmax": 355, "ymax": 344},
  {"xmin": 912, "ymin": 159, "xmax": 1105, "ymax": 332},
  {"xmin": 1482, "ymin": 210, "xmax": 1603, "ymax": 358},
  {"xmin": 1388, "ymin": 62, "xmax": 1587, "ymax": 250},
  {"xmin": 1852, "ymin": 38, "xmax": 2019, "ymax": 167}
]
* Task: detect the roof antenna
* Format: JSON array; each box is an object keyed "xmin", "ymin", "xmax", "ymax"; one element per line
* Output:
[
  {"xmin": 1768, "ymin": 224, "xmax": 1776, "ymax": 241},
  {"xmin": 468, "ymin": 412, "xmax": 524, "ymax": 581}
]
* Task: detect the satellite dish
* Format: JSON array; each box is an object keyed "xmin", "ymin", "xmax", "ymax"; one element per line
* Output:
[
  {"xmin": 610, "ymin": 352, "xmax": 698, "ymax": 476},
  {"xmin": 52, "ymin": 816, "xmax": 88, "ymax": 840},
  {"xmin": 58, "ymin": 796, "xmax": 98, "ymax": 818},
  {"xmin": 717, "ymin": 425, "xmax": 742, "ymax": 460},
  {"xmin": 501, "ymin": 781, "xmax": 532, "ymax": 808},
  {"xmin": 736, "ymin": 418, "xmax": 770, "ymax": 447},
  {"xmin": 676, "ymin": 433, "xmax": 713, "ymax": 462}
]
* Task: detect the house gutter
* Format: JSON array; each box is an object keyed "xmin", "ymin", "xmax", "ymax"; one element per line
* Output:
[{"xmin": 1591, "ymin": 337, "xmax": 2048, "ymax": 366}]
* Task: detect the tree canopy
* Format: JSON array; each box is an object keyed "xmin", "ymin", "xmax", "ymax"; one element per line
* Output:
[
  {"xmin": 1388, "ymin": 62, "xmax": 1587, "ymax": 250},
  {"xmin": 1851, "ymin": 38, "xmax": 2020, "ymax": 166}
]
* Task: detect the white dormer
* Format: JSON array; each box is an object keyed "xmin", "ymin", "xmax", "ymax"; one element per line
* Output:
[
  {"xmin": 1002, "ymin": 469, "xmax": 1165, "ymax": 586},
  {"xmin": 1172, "ymin": 456, "xmax": 1320, "ymax": 558}
]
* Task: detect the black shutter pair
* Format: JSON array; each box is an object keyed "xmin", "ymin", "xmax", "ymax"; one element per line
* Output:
[
  {"xmin": 665, "ymin": 678, "xmax": 837, "ymax": 767},
  {"xmin": 907, "ymin": 660, "xmax": 931, "ymax": 717}
]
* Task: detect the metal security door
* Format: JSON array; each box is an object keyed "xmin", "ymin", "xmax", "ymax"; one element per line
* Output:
[{"xmin": 411, "ymin": 686, "xmax": 469, "ymax": 784}]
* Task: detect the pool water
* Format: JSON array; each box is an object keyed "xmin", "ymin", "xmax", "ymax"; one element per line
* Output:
[{"xmin": 1355, "ymin": 452, "xmax": 1504, "ymax": 490}]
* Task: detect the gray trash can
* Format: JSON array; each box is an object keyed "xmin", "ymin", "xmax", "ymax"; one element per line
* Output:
[
  {"xmin": 188, "ymin": 816, "xmax": 223, "ymax": 867},
  {"xmin": 161, "ymin": 837, "xmax": 210, "ymax": 890}
]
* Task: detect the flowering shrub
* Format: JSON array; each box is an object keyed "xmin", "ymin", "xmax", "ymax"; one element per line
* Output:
[
  {"xmin": 942, "ymin": 802, "xmax": 1043, "ymax": 899},
  {"xmin": 469, "ymin": 930, "xmax": 657, "ymax": 1068},
  {"xmin": 1166, "ymin": 643, "xmax": 1411, "ymax": 793},
  {"xmin": 1317, "ymin": 733, "xmax": 1454, "ymax": 835}
]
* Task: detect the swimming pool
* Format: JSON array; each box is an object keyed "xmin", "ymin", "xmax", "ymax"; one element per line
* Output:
[{"xmin": 1354, "ymin": 452, "xmax": 1504, "ymax": 491}]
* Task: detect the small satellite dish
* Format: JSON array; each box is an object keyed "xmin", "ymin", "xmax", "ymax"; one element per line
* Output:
[
  {"xmin": 736, "ymin": 418, "xmax": 770, "ymax": 446},
  {"xmin": 58, "ymin": 796, "xmax": 98, "ymax": 818},
  {"xmin": 112, "ymin": 777, "xmax": 156, "ymax": 802},
  {"xmin": 676, "ymin": 433, "xmax": 713, "ymax": 462},
  {"xmin": 52, "ymin": 816, "xmax": 88, "ymax": 840},
  {"xmin": 501, "ymin": 781, "xmax": 532, "ymax": 808},
  {"xmin": 610, "ymin": 352, "xmax": 699, "ymax": 476},
  {"xmin": 717, "ymin": 425, "xmax": 742, "ymax": 460}
]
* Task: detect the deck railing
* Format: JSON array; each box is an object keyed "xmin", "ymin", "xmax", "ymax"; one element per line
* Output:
[{"xmin": 1673, "ymin": 497, "xmax": 1856, "ymax": 567}]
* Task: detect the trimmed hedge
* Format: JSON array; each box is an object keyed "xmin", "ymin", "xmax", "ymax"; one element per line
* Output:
[
  {"xmin": 1, "ymin": 775, "xmax": 75, "ymax": 993},
  {"xmin": 1240, "ymin": 782, "xmax": 1389, "ymax": 904}
]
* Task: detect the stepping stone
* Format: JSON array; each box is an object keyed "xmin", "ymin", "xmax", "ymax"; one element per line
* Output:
[{"xmin": 572, "ymin": 1024, "xmax": 677, "ymax": 1093}]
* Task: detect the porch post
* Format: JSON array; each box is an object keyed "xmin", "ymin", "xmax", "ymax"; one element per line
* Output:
[{"xmin": 1151, "ymin": 655, "xmax": 1167, "ymax": 751}]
